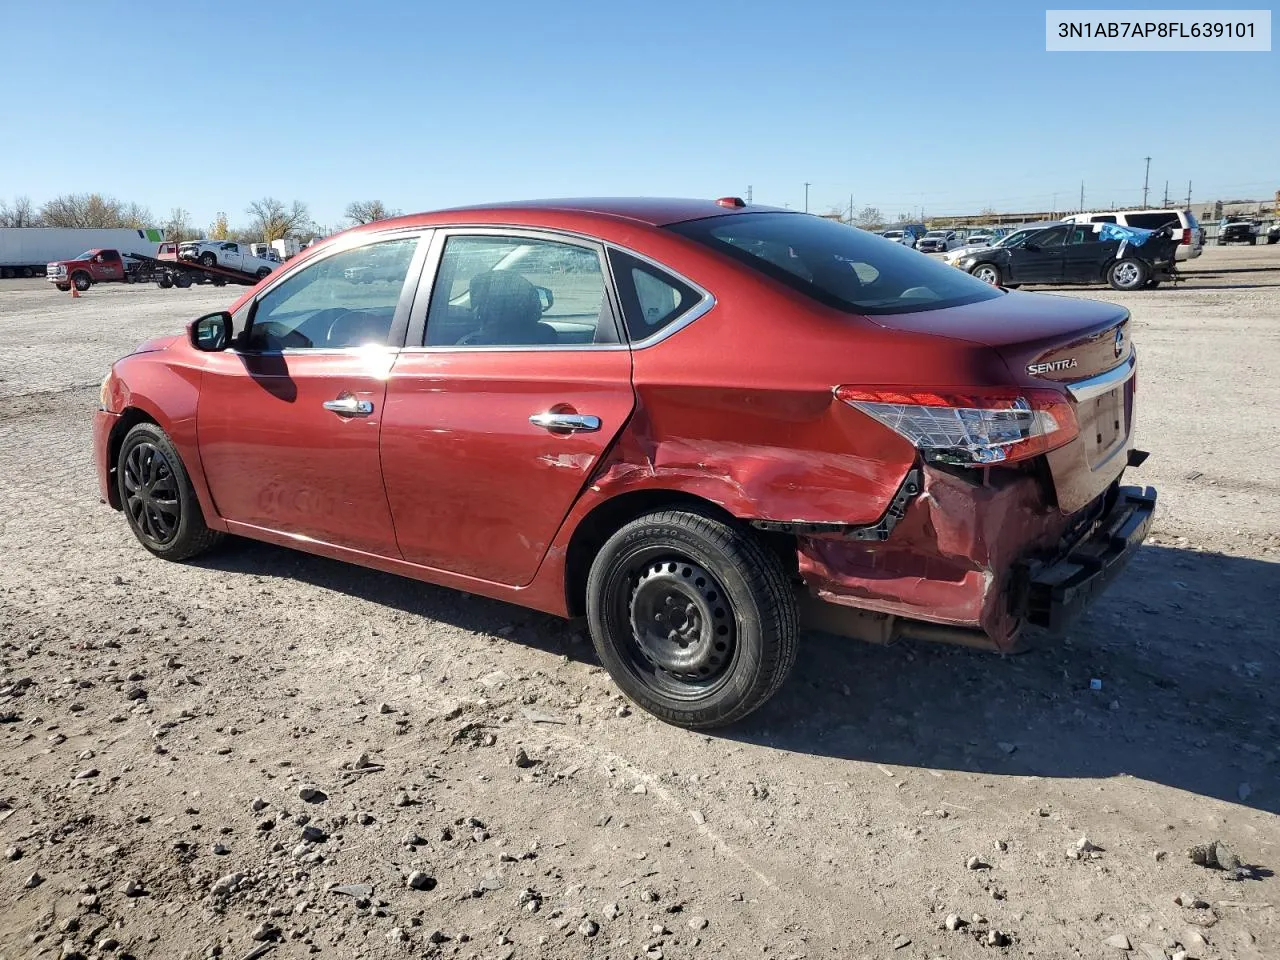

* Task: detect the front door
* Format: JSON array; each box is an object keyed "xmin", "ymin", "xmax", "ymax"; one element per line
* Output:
[
  {"xmin": 1009, "ymin": 225, "xmax": 1068, "ymax": 283},
  {"xmin": 197, "ymin": 233, "xmax": 425, "ymax": 555},
  {"xmin": 380, "ymin": 231, "xmax": 634, "ymax": 586}
]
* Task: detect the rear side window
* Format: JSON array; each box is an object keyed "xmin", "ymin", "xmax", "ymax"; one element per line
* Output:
[
  {"xmin": 1125, "ymin": 212, "xmax": 1180, "ymax": 230},
  {"xmin": 608, "ymin": 250, "xmax": 702, "ymax": 341},
  {"xmin": 1092, "ymin": 215, "xmax": 1118, "ymax": 224},
  {"xmin": 670, "ymin": 212, "xmax": 1000, "ymax": 315}
]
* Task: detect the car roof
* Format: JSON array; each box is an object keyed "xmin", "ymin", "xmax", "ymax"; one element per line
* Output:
[{"xmin": 372, "ymin": 198, "xmax": 791, "ymax": 231}]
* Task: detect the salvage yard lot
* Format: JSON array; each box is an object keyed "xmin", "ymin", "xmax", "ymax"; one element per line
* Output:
[{"xmin": 1, "ymin": 246, "xmax": 1278, "ymax": 959}]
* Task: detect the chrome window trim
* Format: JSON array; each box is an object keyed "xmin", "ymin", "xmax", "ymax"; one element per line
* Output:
[
  {"xmin": 399, "ymin": 344, "xmax": 630, "ymax": 354},
  {"xmin": 1066, "ymin": 352, "xmax": 1136, "ymax": 402},
  {"xmin": 606, "ymin": 243, "xmax": 717, "ymax": 350},
  {"xmin": 231, "ymin": 346, "xmax": 401, "ymax": 357}
]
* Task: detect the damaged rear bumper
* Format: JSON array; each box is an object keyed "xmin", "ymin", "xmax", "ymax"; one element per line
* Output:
[
  {"xmin": 1012, "ymin": 485, "xmax": 1156, "ymax": 632},
  {"xmin": 795, "ymin": 464, "xmax": 1156, "ymax": 650}
]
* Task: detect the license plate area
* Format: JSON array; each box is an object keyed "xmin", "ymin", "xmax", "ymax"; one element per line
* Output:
[{"xmin": 1082, "ymin": 384, "xmax": 1129, "ymax": 468}]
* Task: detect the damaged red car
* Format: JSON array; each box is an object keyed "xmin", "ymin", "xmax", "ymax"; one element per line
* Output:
[{"xmin": 94, "ymin": 198, "xmax": 1155, "ymax": 728}]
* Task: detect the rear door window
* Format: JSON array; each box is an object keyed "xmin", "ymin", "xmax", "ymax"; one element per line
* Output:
[
  {"xmin": 669, "ymin": 213, "xmax": 999, "ymax": 315},
  {"xmin": 608, "ymin": 250, "xmax": 704, "ymax": 342}
]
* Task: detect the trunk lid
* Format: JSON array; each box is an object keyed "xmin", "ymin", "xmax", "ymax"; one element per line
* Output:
[{"xmin": 868, "ymin": 291, "xmax": 1135, "ymax": 515}]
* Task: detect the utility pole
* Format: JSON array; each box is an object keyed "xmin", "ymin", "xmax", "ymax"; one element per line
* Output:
[
  {"xmin": 849, "ymin": 193, "xmax": 854, "ymax": 223},
  {"xmin": 1186, "ymin": 181, "xmax": 1192, "ymax": 208},
  {"xmin": 1163, "ymin": 181, "xmax": 1169, "ymax": 206},
  {"xmin": 1079, "ymin": 181, "xmax": 1084, "ymax": 212},
  {"xmin": 746, "ymin": 185, "xmax": 753, "ymax": 204},
  {"xmin": 804, "ymin": 182, "xmax": 811, "ymax": 213},
  {"xmin": 1142, "ymin": 156, "xmax": 1151, "ymax": 208},
  {"xmin": 1052, "ymin": 192, "xmax": 1058, "ymax": 216}
]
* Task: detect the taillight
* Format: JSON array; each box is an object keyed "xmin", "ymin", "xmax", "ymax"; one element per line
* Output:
[
  {"xmin": 1181, "ymin": 228, "xmax": 1191, "ymax": 245},
  {"xmin": 835, "ymin": 386, "xmax": 1079, "ymax": 467}
]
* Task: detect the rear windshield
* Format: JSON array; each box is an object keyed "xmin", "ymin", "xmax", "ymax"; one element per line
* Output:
[{"xmin": 669, "ymin": 213, "xmax": 1001, "ymax": 315}]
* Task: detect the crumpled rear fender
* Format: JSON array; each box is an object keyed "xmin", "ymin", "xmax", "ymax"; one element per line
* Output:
[{"xmin": 798, "ymin": 465, "xmax": 1074, "ymax": 647}]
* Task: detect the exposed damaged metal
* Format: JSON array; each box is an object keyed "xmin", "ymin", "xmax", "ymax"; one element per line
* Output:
[{"xmin": 751, "ymin": 468, "xmax": 921, "ymax": 542}]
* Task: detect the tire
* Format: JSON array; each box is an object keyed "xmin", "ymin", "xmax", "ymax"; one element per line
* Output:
[
  {"xmin": 971, "ymin": 262, "xmax": 1002, "ymax": 286},
  {"xmin": 20, "ymin": 267, "xmax": 33, "ymax": 278},
  {"xmin": 157, "ymin": 275, "xmax": 174, "ymax": 289},
  {"xmin": 1248, "ymin": 237, "xmax": 1256, "ymax": 246},
  {"xmin": 173, "ymin": 273, "xmax": 192, "ymax": 289},
  {"xmin": 586, "ymin": 508, "xmax": 799, "ymax": 729},
  {"xmin": 1145, "ymin": 279, "xmax": 1162, "ymax": 289},
  {"xmin": 117, "ymin": 423, "xmax": 223, "ymax": 561},
  {"xmin": 1107, "ymin": 258, "xmax": 1149, "ymax": 291},
  {"xmin": 256, "ymin": 267, "xmax": 271, "ymax": 280},
  {"xmin": 55, "ymin": 283, "xmax": 71, "ymax": 292},
  {"xmin": 72, "ymin": 272, "xmax": 91, "ymax": 291},
  {"xmin": 199, "ymin": 252, "xmax": 217, "ymax": 268}
]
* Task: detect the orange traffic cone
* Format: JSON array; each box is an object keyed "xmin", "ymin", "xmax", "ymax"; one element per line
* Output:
[{"xmin": 70, "ymin": 282, "xmax": 80, "ymax": 299}]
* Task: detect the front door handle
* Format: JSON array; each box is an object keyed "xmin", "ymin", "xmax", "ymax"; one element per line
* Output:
[
  {"xmin": 323, "ymin": 396, "xmax": 374, "ymax": 417},
  {"xmin": 529, "ymin": 412, "xmax": 601, "ymax": 433}
]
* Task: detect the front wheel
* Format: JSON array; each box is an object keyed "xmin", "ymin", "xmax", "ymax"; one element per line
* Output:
[
  {"xmin": 971, "ymin": 263, "xmax": 1002, "ymax": 286},
  {"xmin": 117, "ymin": 423, "xmax": 223, "ymax": 561},
  {"xmin": 1107, "ymin": 258, "xmax": 1149, "ymax": 291},
  {"xmin": 256, "ymin": 267, "xmax": 271, "ymax": 280},
  {"xmin": 586, "ymin": 508, "xmax": 799, "ymax": 729}
]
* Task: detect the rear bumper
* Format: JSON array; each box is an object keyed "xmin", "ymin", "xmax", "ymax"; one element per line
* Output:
[
  {"xmin": 797, "ymin": 466, "xmax": 1156, "ymax": 649},
  {"xmin": 93, "ymin": 410, "xmax": 120, "ymax": 506},
  {"xmin": 1011, "ymin": 485, "xmax": 1155, "ymax": 632}
]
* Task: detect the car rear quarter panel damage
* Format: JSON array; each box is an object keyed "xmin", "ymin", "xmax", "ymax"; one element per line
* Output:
[{"xmin": 796, "ymin": 465, "xmax": 1076, "ymax": 647}]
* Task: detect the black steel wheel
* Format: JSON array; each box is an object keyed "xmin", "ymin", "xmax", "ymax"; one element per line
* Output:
[
  {"xmin": 587, "ymin": 508, "xmax": 798, "ymax": 729},
  {"xmin": 117, "ymin": 423, "xmax": 223, "ymax": 560}
]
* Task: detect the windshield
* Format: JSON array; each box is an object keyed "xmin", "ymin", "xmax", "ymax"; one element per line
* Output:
[
  {"xmin": 925, "ymin": 231, "xmax": 946, "ymax": 238},
  {"xmin": 75, "ymin": 251, "xmax": 95, "ymax": 259},
  {"xmin": 670, "ymin": 212, "xmax": 1002, "ymax": 315},
  {"xmin": 994, "ymin": 229, "xmax": 1037, "ymax": 248},
  {"xmin": 882, "ymin": 231, "xmax": 903, "ymax": 239}
]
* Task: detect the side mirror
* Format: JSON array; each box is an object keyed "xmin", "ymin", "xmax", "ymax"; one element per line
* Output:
[
  {"xmin": 535, "ymin": 285, "xmax": 555, "ymax": 313},
  {"xmin": 189, "ymin": 311, "xmax": 233, "ymax": 352}
]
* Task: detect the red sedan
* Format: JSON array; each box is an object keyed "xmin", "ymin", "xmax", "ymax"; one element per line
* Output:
[{"xmin": 94, "ymin": 198, "xmax": 1155, "ymax": 728}]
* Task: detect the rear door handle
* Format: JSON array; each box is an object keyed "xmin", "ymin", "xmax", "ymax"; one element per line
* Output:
[
  {"xmin": 323, "ymin": 396, "xmax": 374, "ymax": 417},
  {"xmin": 529, "ymin": 412, "xmax": 601, "ymax": 433}
]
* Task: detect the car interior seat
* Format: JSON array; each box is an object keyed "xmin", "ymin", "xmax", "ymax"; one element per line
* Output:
[{"xmin": 464, "ymin": 271, "xmax": 557, "ymax": 345}]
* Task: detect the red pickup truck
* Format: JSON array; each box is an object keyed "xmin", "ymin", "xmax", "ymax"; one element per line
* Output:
[{"xmin": 46, "ymin": 248, "xmax": 131, "ymax": 291}]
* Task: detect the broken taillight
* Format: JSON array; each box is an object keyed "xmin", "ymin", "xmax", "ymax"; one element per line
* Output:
[{"xmin": 835, "ymin": 386, "xmax": 1079, "ymax": 467}]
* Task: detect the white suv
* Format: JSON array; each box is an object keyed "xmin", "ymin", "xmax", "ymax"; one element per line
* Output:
[{"xmin": 1061, "ymin": 209, "xmax": 1203, "ymax": 261}]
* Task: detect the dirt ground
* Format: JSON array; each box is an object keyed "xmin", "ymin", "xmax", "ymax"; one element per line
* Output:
[{"xmin": 1, "ymin": 247, "xmax": 1277, "ymax": 960}]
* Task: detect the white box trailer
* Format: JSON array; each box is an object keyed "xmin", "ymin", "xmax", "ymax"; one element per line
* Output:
[{"xmin": 0, "ymin": 227, "xmax": 166, "ymax": 278}]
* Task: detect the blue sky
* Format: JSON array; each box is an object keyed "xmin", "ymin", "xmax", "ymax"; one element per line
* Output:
[{"xmin": 3, "ymin": 1, "xmax": 1275, "ymax": 231}]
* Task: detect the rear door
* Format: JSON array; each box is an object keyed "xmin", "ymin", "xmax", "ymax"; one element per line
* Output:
[
  {"xmin": 380, "ymin": 230, "xmax": 634, "ymax": 586},
  {"xmin": 1062, "ymin": 224, "xmax": 1117, "ymax": 283},
  {"xmin": 1008, "ymin": 225, "xmax": 1068, "ymax": 283}
]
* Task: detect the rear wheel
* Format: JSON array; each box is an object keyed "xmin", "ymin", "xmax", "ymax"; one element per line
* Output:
[
  {"xmin": 1107, "ymin": 258, "xmax": 1149, "ymax": 291},
  {"xmin": 971, "ymin": 263, "xmax": 1002, "ymax": 286},
  {"xmin": 157, "ymin": 275, "xmax": 174, "ymax": 289},
  {"xmin": 117, "ymin": 423, "xmax": 223, "ymax": 561},
  {"xmin": 586, "ymin": 508, "xmax": 798, "ymax": 729},
  {"xmin": 199, "ymin": 252, "xmax": 217, "ymax": 268},
  {"xmin": 173, "ymin": 273, "xmax": 192, "ymax": 288}
]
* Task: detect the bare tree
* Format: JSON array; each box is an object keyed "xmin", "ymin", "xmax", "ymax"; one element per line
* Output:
[
  {"xmin": 246, "ymin": 197, "xmax": 311, "ymax": 241},
  {"xmin": 0, "ymin": 195, "xmax": 40, "ymax": 227},
  {"xmin": 38, "ymin": 193, "xmax": 153, "ymax": 229},
  {"xmin": 119, "ymin": 202, "xmax": 154, "ymax": 229},
  {"xmin": 165, "ymin": 207, "xmax": 201, "ymax": 242},
  {"xmin": 853, "ymin": 206, "xmax": 885, "ymax": 230},
  {"xmin": 343, "ymin": 200, "xmax": 401, "ymax": 225},
  {"xmin": 209, "ymin": 212, "xmax": 230, "ymax": 240}
]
